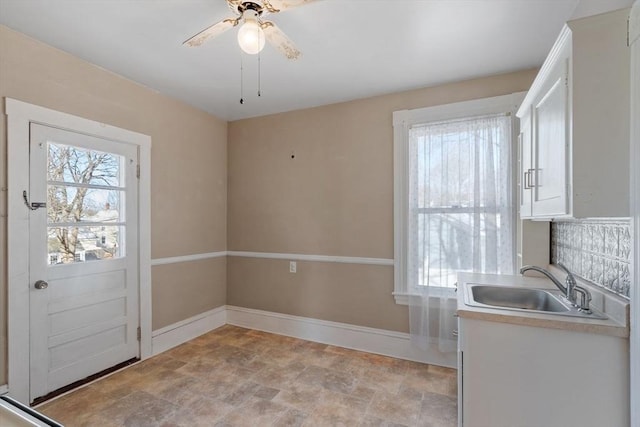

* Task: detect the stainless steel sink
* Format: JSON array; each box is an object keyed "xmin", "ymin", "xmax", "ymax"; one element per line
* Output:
[
  {"xmin": 464, "ymin": 284, "xmax": 608, "ymax": 319},
  {"xmin": 470, "ymin": 285, "xmax": 569, "ymax": 312}
]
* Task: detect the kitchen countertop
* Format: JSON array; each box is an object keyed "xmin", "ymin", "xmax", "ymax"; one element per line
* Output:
[{"xmin": 456, "ymin": 272, "xmax": 629, "ymax": 338}]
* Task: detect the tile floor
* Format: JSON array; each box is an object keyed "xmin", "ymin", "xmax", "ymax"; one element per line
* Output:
[{"xmin": 39, "ymin": 325, "xmax": 457, "ymax": 427}]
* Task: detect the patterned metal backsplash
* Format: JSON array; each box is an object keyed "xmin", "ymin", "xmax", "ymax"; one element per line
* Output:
[{"xmin": 551, "ymin": 219, "xmax": 631, "ymax": 298}]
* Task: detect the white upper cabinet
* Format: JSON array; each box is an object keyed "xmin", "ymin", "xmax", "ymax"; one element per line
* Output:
[
  {"xmin": 532, "ymin": 53, "xmax": 569, "ymax": 217},
  {"xmin": 518, "ymin": 8, "xmax": 630, "ymax": 219}
]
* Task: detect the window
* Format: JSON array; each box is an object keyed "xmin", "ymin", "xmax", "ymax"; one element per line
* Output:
[
  {"xmin": 47, "ymin": 143, "xmax": 125, "ymax": 265},
  {"xmin": 393, "ymin": 94, "xmax": 523, "ymax": 304}
]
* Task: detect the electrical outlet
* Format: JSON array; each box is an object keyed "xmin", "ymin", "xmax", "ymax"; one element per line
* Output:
[{"xmin": 289, "ymin": 261, "xmax": 297, "ymax": 273}]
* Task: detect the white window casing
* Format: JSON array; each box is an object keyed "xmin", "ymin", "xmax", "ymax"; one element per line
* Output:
[{"xmin": 393, "ymin": 93, "xmax": 525, "ymax": 305}]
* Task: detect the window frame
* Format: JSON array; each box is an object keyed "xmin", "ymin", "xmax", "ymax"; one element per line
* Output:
[
  {"xmin": 392, "ymin": 93, "xmax": 525, "ymax": 305},
  {"xmin": 45, "ymin": 140, "xmax": 129, "ymax": 265}
]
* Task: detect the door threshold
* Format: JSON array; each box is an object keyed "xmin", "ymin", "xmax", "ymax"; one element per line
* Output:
[{"xmin": 31, "ymin": 358, "xmax": 139, "ymax": 406}]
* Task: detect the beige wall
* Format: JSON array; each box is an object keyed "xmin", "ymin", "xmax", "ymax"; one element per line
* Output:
[
  {"xmin": 228, "ymin": 257, "xmax": 408, "ymax": 331},
  {"xmin": 227, "ymin": 69, "xmax": 538, "ymax": 332},
  {"xmin": 152, "ymin": 258, "xmax": 227, "ymax": 330},
  {"xmin": 0, "ymin": 22, "xmax": 539, "ymax": 387},
  {"xmin": 0, "ymin": 25, "xmax": 228, "ymax": 384}
]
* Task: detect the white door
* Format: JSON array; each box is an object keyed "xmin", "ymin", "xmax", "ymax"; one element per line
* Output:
[
  {"xmin": 532, "ymin": 58, "xmax": 569, "ymax": 217},
  {"xmin": 28, "ymin": 123, "xmax": 140, "ymax": 402}
]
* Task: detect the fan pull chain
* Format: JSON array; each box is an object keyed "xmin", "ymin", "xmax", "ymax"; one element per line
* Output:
[
  {"xmin": 239, "ymin": 54, "xmax": 245, "ymax": 105},
  {"xmin": 257, "ymin": 28, "xmax": 262, "ymax": 97}
]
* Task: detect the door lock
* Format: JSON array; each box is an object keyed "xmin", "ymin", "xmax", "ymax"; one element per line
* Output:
[
  {"xmin": 34, "ymin": 280, "xmax": 49, "ymax": 290},
  {"xmin": 23, "ymin": 190, "xmax": 46, "ymax": 210}
]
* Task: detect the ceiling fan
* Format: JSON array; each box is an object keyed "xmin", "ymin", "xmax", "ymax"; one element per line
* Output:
[{"xmin": 183, "ymin": 0, "xmax": 316, "ymax": 60}]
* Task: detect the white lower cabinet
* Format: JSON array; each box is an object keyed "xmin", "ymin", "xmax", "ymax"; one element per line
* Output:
[{"xmin": 458, "ymin": 317, "xmax": 629, "ymax": 427}]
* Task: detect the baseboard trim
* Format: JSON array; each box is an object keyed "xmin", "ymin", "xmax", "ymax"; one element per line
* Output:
[
  {"xmin": 151, "ymin": 306, "xmax": 226, "ymax": 355},
  {"xmin": 150, "ymin": 305, "xmax": 456, "ymax": 368},
  {"xmin": 226, "ymin": 305, "xmax": 456, "ymax": 368}
]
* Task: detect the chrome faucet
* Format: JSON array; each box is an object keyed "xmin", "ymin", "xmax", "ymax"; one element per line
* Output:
[
  {"xmin": 519, "ymin": 263, "xmax": 590, "ymax": 310},
  {"xmin": 520, "ymin": 264, "xmax": 569, "ymax": 296},
  {"xmin": 556, "ymin": 263, "xmax": 577, "ymax": 303},
  {"xmin": 573, "ymin": 286, "xmax": 593, "ymax": 314}
]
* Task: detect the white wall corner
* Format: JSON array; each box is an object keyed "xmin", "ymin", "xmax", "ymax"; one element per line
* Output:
[{"xmin": 629, "ymin": 3, "xmax": 640, "ymax": 425}]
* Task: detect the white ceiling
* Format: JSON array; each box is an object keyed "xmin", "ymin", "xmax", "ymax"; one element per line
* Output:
[{"xmin": 0, "ymin": 0, "xmax": 633, "ymax": 121}]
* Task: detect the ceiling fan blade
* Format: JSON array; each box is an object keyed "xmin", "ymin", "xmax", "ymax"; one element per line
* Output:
[
  {"xmin": 261, "ymin": 21, "xmax": 302, "ymax": 60},
  {"xmin": 183, "ymin": 18, "xmax": 239, "ymax": 47},
  {"xmin": 262, "ymin": 0, "xmax": 318, "ymax": 13}
]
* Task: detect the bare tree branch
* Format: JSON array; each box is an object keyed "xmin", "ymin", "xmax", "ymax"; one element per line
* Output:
[{"xmin": 47, "ymin": 145, "xmax": 120, "ymax": 263}]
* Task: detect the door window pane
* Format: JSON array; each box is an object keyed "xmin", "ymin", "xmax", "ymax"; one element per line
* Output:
[
  {"xmin": 46, "ymin": 142, "xmax": 127, "ymax": 265},
  {"xmin": 47, "ymin": 143, "xmax": 122, "ymax": 187},
  {"xmin": 48, "ymin": 186, "xmax": 122, "ymax": 223},
  {"xmin": 47, "ymin": 226, "xmax": 123, "ymax": 265}
]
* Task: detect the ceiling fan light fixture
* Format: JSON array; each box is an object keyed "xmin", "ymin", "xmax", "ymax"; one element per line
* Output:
[{"xmin": 237, "ymin": 10, "xmax": 265, "ymax": 55}]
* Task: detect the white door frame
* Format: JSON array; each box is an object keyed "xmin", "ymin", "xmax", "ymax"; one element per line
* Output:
[
  {"xmin": 630, "ymin": 2, "xmax": 639, "ymax": 426},
  {"xmin": 5, "ymin": 98, "xmax": 152, "ymax": 404}
]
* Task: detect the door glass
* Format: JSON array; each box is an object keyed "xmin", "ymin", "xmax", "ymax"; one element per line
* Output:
[
  {"xmin": 48, "ymin": 186, "xmax": 122, "ymax": 223},
  {"xmin": 47, "ymin": 143, "xmax": 122, "ymax": 186},
  {"xmin": 47, "ymin": 142, "xmax": 126, "ymax": 265}
]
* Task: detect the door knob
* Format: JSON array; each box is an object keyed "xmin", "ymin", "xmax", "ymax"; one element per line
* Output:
[{"xmin": 34, "ymin": 280, "xmax": 48, "ymax": 290}]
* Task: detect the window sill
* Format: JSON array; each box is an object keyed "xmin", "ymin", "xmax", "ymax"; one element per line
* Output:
[
  {"xmin": 393, "ymin": 292, "xmax": 411, "ymax": 305},
  {"xmin": 393, "ymin": 286, "xmax": 458, "ymax": 306}
]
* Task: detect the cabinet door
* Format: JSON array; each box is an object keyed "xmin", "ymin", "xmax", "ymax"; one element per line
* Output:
[
  {"xmin": 532, "ymin": 60, "xmax": 569, "ymax": 217},
  {"xmin": 460, "ymin": 317, "xmax": 629, "ymax": 427},
  {"xmin": 519, "ymin": 110, "xmax": 533, "ymax": 218}
]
